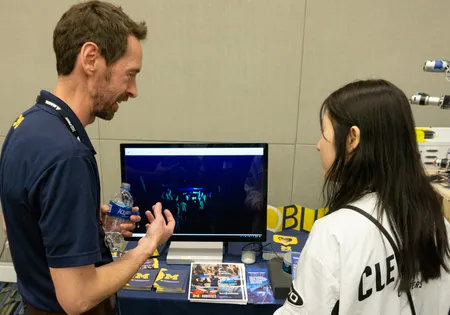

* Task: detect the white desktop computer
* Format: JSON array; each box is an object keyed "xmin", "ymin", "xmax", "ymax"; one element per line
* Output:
[{"xmin": 120, "ymin": 143, "xmax": 268, "ymax": 264}]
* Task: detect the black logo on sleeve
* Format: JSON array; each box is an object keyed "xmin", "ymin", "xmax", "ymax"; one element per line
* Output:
[
  {"xmin": 287, "ymin": 284, "xmax": 304, "ymax": 307},
  {"xmin": 358, "ymin": 254, "xmax": 396, "ymax": 301}
]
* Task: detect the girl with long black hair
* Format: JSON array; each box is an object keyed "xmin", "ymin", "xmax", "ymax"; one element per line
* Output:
[{"xmin": 275, "ymin": 79, "xmax": 450, "ymax": 315}]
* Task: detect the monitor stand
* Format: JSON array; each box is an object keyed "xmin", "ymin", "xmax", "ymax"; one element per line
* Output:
[{"xmin": 166, "ymin": 241, "xmax": 223, "ymax": 265}]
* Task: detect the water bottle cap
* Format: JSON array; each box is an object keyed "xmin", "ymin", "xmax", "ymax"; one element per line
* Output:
[{"xmin": 121, "ymin": 183, "xmax": 131, "ymax": 190}]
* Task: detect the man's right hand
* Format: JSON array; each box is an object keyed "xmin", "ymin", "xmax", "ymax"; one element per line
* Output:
[{"xmin": 138, "ymin": 202, "xmax": 175, "ymax": 252}]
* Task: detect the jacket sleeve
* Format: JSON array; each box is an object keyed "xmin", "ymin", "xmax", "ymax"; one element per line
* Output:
[{"xmin": 273, "ymin": 220, "xmax": 340, "ymax": 315}]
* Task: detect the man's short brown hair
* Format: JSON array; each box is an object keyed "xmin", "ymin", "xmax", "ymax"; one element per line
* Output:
[{"xmin": 53, "ymin": 0, "xmax": 147, "ymax": 76}]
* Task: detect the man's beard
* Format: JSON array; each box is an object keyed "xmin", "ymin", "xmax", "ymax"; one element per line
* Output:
[
  {"xmin": 91, "ymin": 69, "xmax": 125, "ymax": 121},
  {"xmin": 94, "ymin": 101, "xmax": 116, "ymax": 121},
  {"xmin": 92, "ymin": 84, "xmax": 129, "ymax": 120},
  {"xmin": 94, "ymin": 93, "xmax": 128, "ymax": 121}
]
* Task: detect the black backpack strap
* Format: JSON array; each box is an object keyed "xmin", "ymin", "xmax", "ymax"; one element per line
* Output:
[{"xmin": 344, "ymin": 205, "xmax": 416, "ymax": 315}]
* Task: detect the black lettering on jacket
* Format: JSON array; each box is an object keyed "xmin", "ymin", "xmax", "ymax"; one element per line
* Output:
[{"xmin": 358, "ymin": 254, "xmax": 396, "ymax": 302}]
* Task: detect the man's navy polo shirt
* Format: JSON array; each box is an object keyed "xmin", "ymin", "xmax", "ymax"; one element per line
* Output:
[{"xmin": 0, "ymin": 90, "xmax": 113, "ymax": 312}]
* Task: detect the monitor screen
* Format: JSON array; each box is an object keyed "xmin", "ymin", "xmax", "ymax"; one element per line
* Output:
[{"xmin": 120, "ymin": 143, "xmax": 268, "ymax": 242}]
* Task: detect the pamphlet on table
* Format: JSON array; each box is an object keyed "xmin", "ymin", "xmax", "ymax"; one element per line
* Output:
[
  {"xmin": 246, "ymin": 267, "xmax": 276, "ymax": 304},
  {"xmin": 188, "ymin": 262, "xmax": 248, "ymax": 305}
]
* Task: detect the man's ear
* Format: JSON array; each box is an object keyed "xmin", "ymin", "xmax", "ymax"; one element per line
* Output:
[
  {"xmin": 347, "ymin": 125, "xmax": 360, "ymax": 154},
  {"xmin": 79, "ymin": 42, "xmax": 103, "ymax": 76}
]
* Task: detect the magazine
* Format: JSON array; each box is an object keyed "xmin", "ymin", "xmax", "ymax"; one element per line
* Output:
[
  {"xmin": 246, "ymin": 267, "xmax": 275, "ymax": 304},
  {"xmin": 153, "ymin": 268, "xmax": 189, "ymax": 293},
  {"xmin": 188, "ymin": 262, "xmax": 248, "ymax": 304},
  {"xmin": 124, "ymin": 269, "xmax": 159, "ymax": 291},
  {"xmin": 123, "ymin": 258, "xmax": 159, "ymax": 291}
]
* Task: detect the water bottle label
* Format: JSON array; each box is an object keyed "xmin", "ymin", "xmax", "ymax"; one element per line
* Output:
[{"xmin": 108, "ymin": 201, "xmax": 132, "ymax": 220}]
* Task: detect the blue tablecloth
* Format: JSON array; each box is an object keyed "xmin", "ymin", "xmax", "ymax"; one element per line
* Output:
[{"xmin": 118, "ymin": 243, "xmax": 284, "ymax": 315}]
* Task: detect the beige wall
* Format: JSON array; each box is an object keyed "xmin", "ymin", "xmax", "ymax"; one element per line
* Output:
[{"xmin": 1, "ymin": 0, "xmax": 450, "ymax": 262}]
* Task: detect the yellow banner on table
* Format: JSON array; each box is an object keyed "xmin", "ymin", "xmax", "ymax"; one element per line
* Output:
[{"xmin": 267, "ymin": 204, "xmax": 328, "ymax": 233}]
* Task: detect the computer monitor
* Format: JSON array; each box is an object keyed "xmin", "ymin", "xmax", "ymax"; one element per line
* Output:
[{"xmin": 120, "ymin": 143, "xmax": 268, "ymax": 263}]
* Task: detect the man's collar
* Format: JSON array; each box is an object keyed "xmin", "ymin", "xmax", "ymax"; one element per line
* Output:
[{"xmin": 37, "ymin": 90, "xmax": 96, "ymax": 155}]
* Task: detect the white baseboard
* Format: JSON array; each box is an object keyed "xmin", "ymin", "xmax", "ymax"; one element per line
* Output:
[{"xmin": 0, "ymin": 262, "xmax": 16, "ymax": 282}]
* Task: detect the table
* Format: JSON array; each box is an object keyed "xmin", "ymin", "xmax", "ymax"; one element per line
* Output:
[{"xmin": 118, "ymin": 243, "xmax": 285, "ymax": 315}]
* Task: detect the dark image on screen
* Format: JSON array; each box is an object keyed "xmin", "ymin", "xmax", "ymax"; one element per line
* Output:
[{"xmin": 122, "ymin": 153, "xmax": 265, "ymax": 239}]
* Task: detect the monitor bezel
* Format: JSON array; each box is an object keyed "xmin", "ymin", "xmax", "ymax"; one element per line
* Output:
[{"xmin": 120, "ymin": 142, "xmax": 268, "ymax": 243}]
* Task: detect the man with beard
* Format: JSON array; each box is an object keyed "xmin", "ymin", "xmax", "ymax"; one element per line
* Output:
[{"xmin": 0, "ymin": 1, "xmax": 175, "ymax": 314}]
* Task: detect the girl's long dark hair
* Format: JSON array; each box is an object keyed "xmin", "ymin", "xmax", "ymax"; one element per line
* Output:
[{"xmin": 321, "ymin": 79, "xmax": 450, "ymax": 292}]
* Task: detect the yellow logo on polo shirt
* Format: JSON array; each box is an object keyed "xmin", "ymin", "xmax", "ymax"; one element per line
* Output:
[{"xmin": 12, "ymin": 114, "xmax": 24, "ymax": 129}]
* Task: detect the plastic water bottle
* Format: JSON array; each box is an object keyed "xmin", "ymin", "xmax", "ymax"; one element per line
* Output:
[{"xmin": 103, "ymin": 183, "xmax": 134, "ymax": 252}]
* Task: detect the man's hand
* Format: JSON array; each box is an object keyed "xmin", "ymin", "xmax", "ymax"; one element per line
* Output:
[
  {"xmin": 138, "ymin": 202, "xmax": 175, "ymax": 251},
  {"xmin": 100, "ymin": 204, "xmax": 141, "ymax": 238},
  {"xmin": 51, "ymin": 203, "xmax": 174, "ymax": 314}
]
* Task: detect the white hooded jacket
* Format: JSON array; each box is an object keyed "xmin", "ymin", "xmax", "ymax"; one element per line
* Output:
[{"xmin": 274, "ymin": 193, "xmax": 450, "ymax": 315}]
